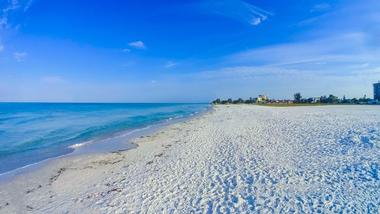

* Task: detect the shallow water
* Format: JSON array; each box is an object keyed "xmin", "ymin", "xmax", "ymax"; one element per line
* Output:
[{"xmin": 0, "ymin": 103, "xmax": 209, "ymax": 174}]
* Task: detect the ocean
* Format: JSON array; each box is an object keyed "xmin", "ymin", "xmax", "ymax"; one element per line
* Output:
[{"xmin": 0, "ymin": 103, "xmax": 209, "ymax": 174}]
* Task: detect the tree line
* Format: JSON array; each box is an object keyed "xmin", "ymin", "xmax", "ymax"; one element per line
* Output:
[
  {"xmin": 212, "ymin": 93, "xmax": 373, "ymax": 105},
  {"xmin": 212, "ymin": 98, "xmax": 256, "ymax": 105},
  {"xmin": 292, "ymin": 93, "xmax": 371, "ymax": 104}
]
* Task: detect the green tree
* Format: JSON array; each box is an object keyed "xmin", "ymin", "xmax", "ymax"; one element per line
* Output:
[
  {"xmin": 342, "ymin": 95, "xmax": 347, "ymax": 103},
  {"xmin": 327, "ymin": 94, "xmax": 339, "ymax": 103},
  {"xmin": 212, "ymin": 98, "xmax": 221, "ymax": 105},
  {"xmin": 294, "ymin": 93, "xmax": 302, "ymax": 103}
]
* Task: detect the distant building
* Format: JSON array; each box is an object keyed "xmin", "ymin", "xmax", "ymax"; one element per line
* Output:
[
  {"xmin": 311, "ymin": 97, "xmax": 321, "ymax": 103},
  {"xmin": 374, "ymin": 81, "xmax": 380, "ymax": 100},
  {"xmin": 256, "ymin": 95, "xmax": 268, "ymax": 103}
]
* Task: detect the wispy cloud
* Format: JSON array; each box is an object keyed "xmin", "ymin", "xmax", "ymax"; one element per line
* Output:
[
  {"xmin": 1, "ymin": 0, "xmax": 33, "ymax": 30},
  {"xmin": 165, "ymin": 61, "xmax": 178, "ymax": 68},
  {"xmin": 297, "ymin": 14, "xmax": 329, "ymax": 26},
  {"xmin": 204, "ymin": 32, "xmax": 380, "ymax": 85},
  {"xmin": 23, "ymin": 0, "xmax": 33, "ymax": 12},
  {"xmin": 13, "ymin": 51, "xmax": 27, "ymax": 61},
  {"xmin": 0, "ymin": 0, "xmax": 34, "ymax": 55},
  {"xmin": 230, "ymin": 33, "xmax": 375, "ymax": 64},
  {"xmin": 2, "ymin": 0, "xmax": 20, "ymax": 13},
  {"xmin": 188, "ymin": 0, "xmax": 380, "ymax": 98},
  {"xmin": 296, "ymin": 3, "xmax": 333, "ymax": 26},
  {"xmin": 311, "ymin": 3, "xmax": 331, "ymax": 13},
  {"xmin": 128, "ymin": 41, "xmax": 146, "ymax": 49},
  {"xmin": 199, "ymin": 0, "xmax": 273, "ymax": 26}
]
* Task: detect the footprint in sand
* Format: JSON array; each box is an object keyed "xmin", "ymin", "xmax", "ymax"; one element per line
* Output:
[
  {"xmin": 154, "ymin": 153, "xmax": 164, "ymax": 158},
  {"xmin": 146, "ymin": 161, "xmax": 154, "ymax": 165},
  {"xmin": 25, "ymin": 184, "xmax": 42, "ymax": 194}
]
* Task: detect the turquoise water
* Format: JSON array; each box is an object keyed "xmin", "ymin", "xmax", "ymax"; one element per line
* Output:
[{"xmin": 0, "ymin": 103, "xmax": 209, "ymax": 174}]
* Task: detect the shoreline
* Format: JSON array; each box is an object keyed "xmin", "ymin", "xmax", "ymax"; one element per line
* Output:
[
  {"xmin": 1, "ymin": 105, "xmax": 379, "ymax": 213},
  {"xmin": 0, "ymin": 106, "xmax": 212, "ymax": 182},
  {"xmin": 0, "ymin": 107, "xmax": 215, "ymax": 213}
]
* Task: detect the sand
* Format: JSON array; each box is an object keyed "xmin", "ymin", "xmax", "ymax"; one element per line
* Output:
[{"xmin": 1, "ymin": 105, "xmax": 380, "ymax": 213}]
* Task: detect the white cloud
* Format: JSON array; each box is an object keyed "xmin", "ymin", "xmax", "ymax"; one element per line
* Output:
[
  {"xmin": 1, "ymin": 0, "xmax": 20, "ymax": 30},
  {"xmin": 128, "ymin": 41, "xmax": 146, "ymax": 49},
  {"xmin": 199, "ymin": 0, "xmax": 273, "ymax": 26},
  {"xmin": 165, "ymin": 61, "xmax": 178, "ymax": 68},
  {"xmin": 0, "ymin": 0, "xmax": 34, "ymax": 30},
  {"xmin": 3, "ymin": 0, "xmax": 20, "ymax": 13},
  {"xmin": 250, "ymin": 17, "xmax": 264, "ymax": 26},
  {"xmin": 230, "ymin": 33, "xmax": 375, "ymax": 66},
  {"xmin": 165, "ymin": 27, "xmax": 379, "ymax": 99},
  {"xmin": 13, "ymin": 52, "xmax": 27, "ymax": 61},
  {"xmin": 197, "ymin": 32, "xmax": 379, "ymax": 88}
]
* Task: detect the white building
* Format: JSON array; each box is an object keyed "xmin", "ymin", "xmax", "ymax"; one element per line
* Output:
[{"xmin": 256, "ymin": 95, "xmax": 268, "ymax": 103}]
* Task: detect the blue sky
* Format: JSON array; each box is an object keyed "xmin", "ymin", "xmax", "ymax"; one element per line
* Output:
[{"xmin": 0, "ymin": 0, "xmax": 379, "ymax": 102}]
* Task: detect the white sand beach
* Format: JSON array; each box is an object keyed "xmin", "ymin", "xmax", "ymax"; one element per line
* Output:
[{"xmin": 1, "ymin": 105, "xmax": 380, "ymax": 213}]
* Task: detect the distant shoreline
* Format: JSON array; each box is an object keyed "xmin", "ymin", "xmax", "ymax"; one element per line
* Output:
[{"xmin": 213, "ymin": 103, "xmax": 380, "ymax": 107}]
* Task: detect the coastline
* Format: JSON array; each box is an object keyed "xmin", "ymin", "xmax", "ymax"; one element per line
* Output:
[
  {"xmin": 1, "ymin": 105, "xmax": 380, "ymax": 213},
  {"xmin": 0, "ymin": 105, "xmax": 212, "ymax": 182},
  {"xmin": 0, "ymin": 106, "xmax": 214, "ymax": 213}
]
